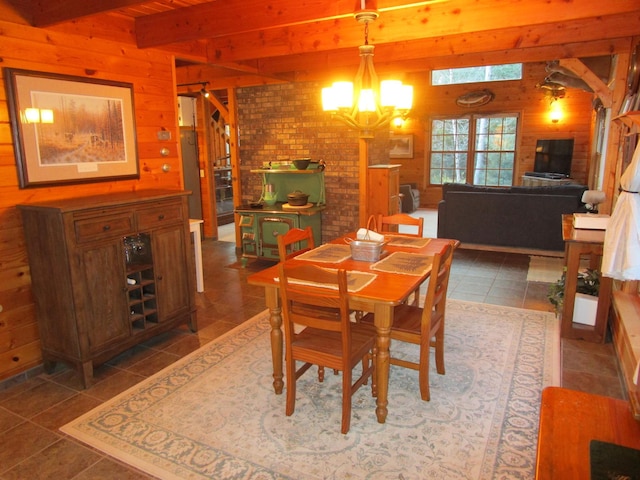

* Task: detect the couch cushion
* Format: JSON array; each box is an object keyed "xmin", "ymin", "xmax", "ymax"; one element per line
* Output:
[{"xmin": 441, "ymin": 183, "xmax": 510, "ymax": 195}]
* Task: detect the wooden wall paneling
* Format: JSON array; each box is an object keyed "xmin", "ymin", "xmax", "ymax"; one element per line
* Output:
[
  {"xmin": 398, "ymin": 62, "xmax": 597, "ymax": 206},
  {"xmin": 0, "ymin": 19, "xmax": 184, "ymax": 381},
  {"xmin": 198, "ymin": 98, "xmax": 217, "ymax": 238}
]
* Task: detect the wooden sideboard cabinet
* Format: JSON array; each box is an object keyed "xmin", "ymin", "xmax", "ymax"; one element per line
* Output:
[
  {"xmin": 18, "ymin": 190, "xmax": 197, "ymax": 388},
  {"xmin": 368, "ymin": 164, "xmax": 400, "ymax": 219}
]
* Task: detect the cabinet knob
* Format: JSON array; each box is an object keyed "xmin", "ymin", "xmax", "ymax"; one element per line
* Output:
[
  {"xmin": 103, "ymin": 224, "xmax": 111, "ymax": 231},
  {"xmin": 158, "ymin": 214, "xmax": 165, "ymax": 220}
]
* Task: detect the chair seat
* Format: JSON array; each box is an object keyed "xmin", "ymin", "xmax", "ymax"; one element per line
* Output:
[
  {"xmin": 380, "ymin": 304, "xmax": 443, "ymax": 339},
  {"xmin": 293, "ymin": 323, "xmax": 377, "ymax": 370}
]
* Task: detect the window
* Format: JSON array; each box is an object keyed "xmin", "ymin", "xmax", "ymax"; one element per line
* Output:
[
  {"xmin": 431, "ymin": 64, "xmax": 522, "ymax": 86},
  {"xmin": 430, "ymin": 114, "xmax": 518, "ymax": 187}
]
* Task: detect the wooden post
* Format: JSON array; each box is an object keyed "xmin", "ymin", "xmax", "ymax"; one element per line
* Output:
[{"xmin": 359, "ymin": 137, "xmax": 369, "ymax": 226}]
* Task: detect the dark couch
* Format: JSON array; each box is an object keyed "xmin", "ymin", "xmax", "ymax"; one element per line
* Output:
[{"xmin": 437, "ymin": 183, "xmax": 588, "ymax": 251}]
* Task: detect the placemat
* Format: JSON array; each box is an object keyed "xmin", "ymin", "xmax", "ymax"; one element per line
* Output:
[
  {"xmin": 276, "ymin": 269, "xmax": 377, "ymax": 293},
  {"xmin": 371, "ymin": 251, "xmax": 433, "ymax": 276},
  {"xmin": 295, "ymin": 244, "xmax": 352, "ymax": 263},
  {"xmin": 385, "ymin": 236, "xmax": 431, "ymax": 248}
]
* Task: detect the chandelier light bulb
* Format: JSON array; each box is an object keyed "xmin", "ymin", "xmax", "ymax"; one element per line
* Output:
[
  {"xmin": 549, "ymin": 99, "xmax": 562, "ymax": 123},
  {"xmin": 358, "ymin": 89, "xmax": 376, "ymax": 112}
]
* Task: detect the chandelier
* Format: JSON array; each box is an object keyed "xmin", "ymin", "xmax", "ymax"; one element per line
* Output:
[{"xmin": 321, "ymin": 6, "xmax": 413, "ymax": 138}]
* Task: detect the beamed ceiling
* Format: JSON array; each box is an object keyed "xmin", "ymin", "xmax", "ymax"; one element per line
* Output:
[{"xmin": 6, "ymin": 0, "xmax": 640, "ymax": 90}]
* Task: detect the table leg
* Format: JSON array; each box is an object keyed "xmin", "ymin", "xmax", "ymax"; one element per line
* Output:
[
  {"xmin": 374, "ymin": 303, "xmax": 393, "ymax": 423},
  {"xmin": 264, "ymin": 286, "xmax": 284, "ymax": 394},
  {"xmin": 561, "ymin": 243, "xmax": 580, "ymax": 337},
  {"xmin": 189, "ymin": 219, "xmax": 204, "ymax": 293}
]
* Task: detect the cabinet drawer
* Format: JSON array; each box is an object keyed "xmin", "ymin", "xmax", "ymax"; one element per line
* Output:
[
  {"xmin": 136, "ymin": 203, "xmax": 184, "ymax": 230},
  {"xmin": 74, "ymin": 214, "xmax": 134, "ymax": 243}
]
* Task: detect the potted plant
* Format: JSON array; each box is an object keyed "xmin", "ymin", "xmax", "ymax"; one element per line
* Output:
[{"xmin": 548, "ymin": 268, "xmax": 601, "ymax": 320}]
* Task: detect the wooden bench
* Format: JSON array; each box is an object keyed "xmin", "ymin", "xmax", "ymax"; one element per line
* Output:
[
  {"xmin": 610, "ymin": 289, "xmax": 640, "ymax": 419},
  {"xmin": 535, "ymin": 386, "xmax": 640, "ymax": 479}
]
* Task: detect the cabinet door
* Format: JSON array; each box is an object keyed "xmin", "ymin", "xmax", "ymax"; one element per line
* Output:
[
  {"xmin": 75, "ymin": 242, "xmax": 130, "ymax": 354},
  {"xmin": 152, "ymin": 226, "xmax": 190, "ymax": 321}
]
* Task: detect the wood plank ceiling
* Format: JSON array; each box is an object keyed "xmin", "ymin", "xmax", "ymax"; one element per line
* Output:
[{"xmin": 10, "ymin": 0, "xmax": 640, "ymax": 89}]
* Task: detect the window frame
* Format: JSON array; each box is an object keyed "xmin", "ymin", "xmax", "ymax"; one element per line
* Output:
[{"xmin": 427, "ymin": 113, "xmax": 521, "ymax": 187}]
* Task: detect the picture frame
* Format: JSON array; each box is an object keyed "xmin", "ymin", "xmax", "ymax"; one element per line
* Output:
[
  {"xmin": 389, "ymin": 133, "xmax": 414, "ymax": 159},
  {"xmin": 4, "ymin": 68, "xmax": 139, "ymax": 188}
]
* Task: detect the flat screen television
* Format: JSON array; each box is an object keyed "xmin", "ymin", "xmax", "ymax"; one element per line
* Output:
[{"xmin": 533, "ymin": 139, "xmax": 574, "ymax": 177}]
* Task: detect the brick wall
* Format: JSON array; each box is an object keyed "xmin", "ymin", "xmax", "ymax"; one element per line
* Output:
[{"xmin": 237, "ymin": 82, "xmax": 388, "ymax": 241}]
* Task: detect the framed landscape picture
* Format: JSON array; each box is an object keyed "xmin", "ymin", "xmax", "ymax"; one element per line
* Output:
[
  {"xmin": 389, "ymin": 133, "xmax": 413, "ymax": 159},
  {"xmin": 4, "ymin": 68, "xmax": 139, "ymax": 188}
]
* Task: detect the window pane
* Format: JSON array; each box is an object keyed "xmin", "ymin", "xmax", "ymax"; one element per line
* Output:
[
  {"xmin": 503, "ymin": 133, "xmax": 516, "ymax": 150},
  {"xmin": 429, "ymin": 118, "xmax": 470, "ymax": 185},
  {"xmin": 432, "ymin": 64, "xmax": 522, "ymax": 86}
]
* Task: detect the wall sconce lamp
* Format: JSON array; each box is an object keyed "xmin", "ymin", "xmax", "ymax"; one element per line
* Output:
[{"xmin": 392, "ymin": 116, "xmax": 405, "ymax": 128}]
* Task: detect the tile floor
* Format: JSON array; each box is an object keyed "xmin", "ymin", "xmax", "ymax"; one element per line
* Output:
[{"xmin": 0, "ymin": 234, "xmax": 627, "ymax": 478}]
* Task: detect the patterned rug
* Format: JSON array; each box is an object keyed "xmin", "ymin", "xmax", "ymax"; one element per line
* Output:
[{"xmin": 61, "ymin": 300, "xmax": 560, "ymax": 480}]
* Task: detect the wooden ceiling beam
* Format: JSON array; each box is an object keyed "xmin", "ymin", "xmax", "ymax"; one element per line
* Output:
[
  {"xmin": 279, "ymin": 39, "xmax": 626, "ymax": 84},
  {"xmin": 176, "ymin": 37, "xmax": 626, "ymax": 90},
  {"xmin": 27, "ymin": 0, "xmax": 151, "ymax": 27},
  {"xmin": 559, "ymin": 58, "xmax": 613, "ymax": 107},
  {"xmin": 202, "ymin": 9, "xmax": 640, "ymax": 65},
  {"xmin": 136, "ymin": 0, "xmax": 359, "ymax": 48},
  {"xmin": 136, "ymin": 0, "xmax": 639, "ymax": 50},
  {"xmin": 232, "ymin": 15, "xmax": 633, "ymax": 78}
]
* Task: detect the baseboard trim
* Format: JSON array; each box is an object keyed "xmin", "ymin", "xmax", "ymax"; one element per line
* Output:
[{"xmin": 457, "ymin": 242, "xmax": 564, "ymax": 258}]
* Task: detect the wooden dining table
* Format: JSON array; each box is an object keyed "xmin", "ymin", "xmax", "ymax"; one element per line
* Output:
[{"xmin": 247, "ymin": 232, "xmax": 456, "ymax": 424}]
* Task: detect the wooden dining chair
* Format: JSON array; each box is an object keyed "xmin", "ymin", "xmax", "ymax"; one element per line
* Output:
[
  {"xmin": 362, "ymin": 240, "xmax": 454, "ymax": 401},
  {"xmin": 377, "ymin": 213, "xmax": 424, "ymax": 237},
  {"xmin": 278, "ymin": 262, "xmax": 377, "ymax": 434},
  {"xmin": 277, "ymin": 226, "xmax": 315, "ymax": 261}
]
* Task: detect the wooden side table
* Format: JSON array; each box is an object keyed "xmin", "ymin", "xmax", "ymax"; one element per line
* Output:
[
  {"xmin": 561, "ymin": 215, "xmax": 613, "ymax": 343},
  {"xmin": 536, "ymin": 387, "xmax": 640, "ymax": 479}
]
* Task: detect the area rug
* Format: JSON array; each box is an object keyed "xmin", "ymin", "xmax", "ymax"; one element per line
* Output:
[
  {"xmin": 61, "ymin": 300, "xmax": 560, "ymax": 480},
  {"xmin": 527, "ymin": 255, "xmax": 565, "ymax": 283}
]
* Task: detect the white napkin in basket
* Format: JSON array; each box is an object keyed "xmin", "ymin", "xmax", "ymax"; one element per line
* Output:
[{"xmin": 356, "ymin": 228, "xmax": 385, "ymax": 243}]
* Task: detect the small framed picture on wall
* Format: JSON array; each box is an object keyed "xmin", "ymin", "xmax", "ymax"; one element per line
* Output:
[{"xmin": 389, "ymin": 133, "xmax": 413, "ymax": 159}]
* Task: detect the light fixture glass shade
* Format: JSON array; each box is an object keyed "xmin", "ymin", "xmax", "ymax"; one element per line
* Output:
[
  {"xmin": 332, "ymin": 81, "xmax": 354, "ymax": 109},
  {"xmin": 358, "ymin": 89, "xmax": 376, "ymax": 112},
  {"xmin": 322, "ymin": 87, "xmax": 338, "ymax": 111},
  {"xmin": 397, "ymin": 85, "xmax": 413, "ymax": 110},
  {"xmin": 380, "ymin": 80, "xmax": 402, "ymax": 107}
]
